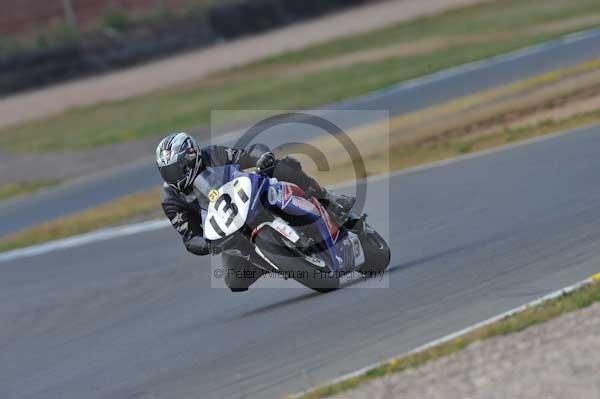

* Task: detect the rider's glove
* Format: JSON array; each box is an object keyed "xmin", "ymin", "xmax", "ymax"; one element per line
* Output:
[
  {"xmin": 256, "ymin": 151, "xmax": 276, "ymax": 175},
  {"xmin": 185, "ymin": 236, "xmax": 211, "ymax": 256}
]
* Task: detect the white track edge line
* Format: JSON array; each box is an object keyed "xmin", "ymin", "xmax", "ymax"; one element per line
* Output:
[
  {"xmin": 290, "ymin": 273, "xmax": 600, "ymax": 398},
  {"xmin": 0, "ymin": 220, "xmax": 170, "ymax": 263},
  {"xmin": 0, "ymin": 122, "xmax": 595, "ymax": 263}
]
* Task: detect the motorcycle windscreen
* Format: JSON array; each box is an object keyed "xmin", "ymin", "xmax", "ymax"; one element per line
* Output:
[{"xmin": 204, "ymin": 176, "xmax": 252, "ymax": 240}]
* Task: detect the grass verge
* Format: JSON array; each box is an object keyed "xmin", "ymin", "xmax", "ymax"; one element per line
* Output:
[
  {"xmin": 1, "ymin": 0, "xmax": 600, "ymax": 151},
  {"xmin": 291, "ymin": 275, "xmax": 600, "ymax": 399},
  {"xmin": 3, "ymin": 54, "xmax": 600, "ymax": 251},
  {"xmin": 1, "ymin": 108, "xmax": 598, "ymax": 253},
  {"xmin": 292, "ymin": 56, "xmax": 600, "ymax": 183},
  {"xmin": 0, "ymin": 187, "xmax": 161, "ymax": 253},
  {"xmin": 0, "ymin": 181, "xmax": 59, "ymax": 202},
  {"xmin": 389, "ymin": 110, "xmax": 600, "ymax": 172}
]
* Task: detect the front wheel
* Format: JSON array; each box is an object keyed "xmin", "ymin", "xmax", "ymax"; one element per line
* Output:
[
  {"xmin": 254, "ymin": 228, "xmax": 339, "ymax": 293},
  {"xmin": 357, "ymin": 227, "xmax": 391, "ymax": 275}
]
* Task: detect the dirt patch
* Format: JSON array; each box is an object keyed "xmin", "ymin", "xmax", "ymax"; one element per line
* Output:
[
  {"xmin": 5, "ymin": 57, "xmax": 600, "ymax": 184},
  {"xmin": 531, "ymin": 14, "xmax": 600, "ymax": 35},
  {"xmin": 0, "ymin": 0, "xmax": 484, "ymax": 130},
  {"xmin": 334, "ymin": 301, "xmax": 600, "ymax": 399},
  {"xmin": 282, "ymin": 37, "xmax": 473, "ymax": 78},
  {"xmin": 509, "ymin": 94, "xmax": 600, "ymax": 128},
  {"xmin": 292, "ymin": 60, "xmax": 600, "ymax": 176},
  {"xmin": 164, "ymin": 34, "xmax": 484, "ymax": 89},
  {"xmin": 196, "ymin": 16, "xmax": 600, "ymax": 88},
  {"xmin": 409, "ymin": 72, "xmax": 600, "ymax": 147}
]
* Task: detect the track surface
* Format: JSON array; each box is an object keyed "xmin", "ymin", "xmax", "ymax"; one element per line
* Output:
[
  {"xmin": 2, "ymin": 29, "xmax": 600, "ymax": 237},
  {"xmin": 2, "ymin": 126, "xmax": 600, "ymax": 399}
]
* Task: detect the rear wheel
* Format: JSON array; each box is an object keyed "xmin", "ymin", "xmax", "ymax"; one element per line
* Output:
[{"xmin": 254, "ymin": 228, "xmax": 339, "ymax": 293}]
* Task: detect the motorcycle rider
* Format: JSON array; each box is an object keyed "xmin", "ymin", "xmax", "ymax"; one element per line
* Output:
[{"xmin": 156, "ymin": 132, "xmax": 355, "ymax": 292}]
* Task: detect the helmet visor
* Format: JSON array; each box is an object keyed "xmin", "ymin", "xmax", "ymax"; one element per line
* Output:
[{"xmin": 159, "ymin": 162, "xmax": 187, "ymax": 187}]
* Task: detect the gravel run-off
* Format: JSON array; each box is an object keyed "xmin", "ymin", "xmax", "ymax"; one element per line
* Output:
[{"xmin": 334, "ymin": 302, "xmax": 600, "ymax": 399}]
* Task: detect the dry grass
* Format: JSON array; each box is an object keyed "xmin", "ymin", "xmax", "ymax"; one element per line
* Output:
[
  {"xmin": 303, "ymin": 108, "xmax": 600, "ymax": 188},
  {"xmin": 389, "ymin": 110, "xmax": 600, "ymax": 171},
  {"xmin": 2, "ymin": 108, "xmax": 599, "ymax": 253},
  {"xmin": 292, "ymin": 58, "xmax": 600, "ymax": 182},
  {"xmin": 291, "ymin": 275, "xmax": 600, "ymax": 399},
  {"xmin": 0, "ymin": 187, "xmax": 162, "ymax": 253},
  {"xmin": 4, "ymin": 58, "xmax": 600, "ymax": 252},
  {"xmin": 2, "ymin": 0, "xmax": 600, "ymax": 152}
]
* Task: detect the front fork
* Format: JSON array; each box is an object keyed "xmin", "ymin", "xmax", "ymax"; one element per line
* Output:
[{"xmin": 343, "ymin": 212, "xmax": 369, "ymax": 234}]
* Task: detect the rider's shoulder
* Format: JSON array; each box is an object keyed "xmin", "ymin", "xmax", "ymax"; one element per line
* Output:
[
  {"xmin": 161, "ymin": 183, "xmax": 198, "ymax": 206},
  {"xmin": 161, "ymin": 183, "xmax": 181, "ymax": 202}
]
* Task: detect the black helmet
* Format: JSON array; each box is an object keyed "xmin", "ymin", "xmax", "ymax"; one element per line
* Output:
[{"xmin": 156, "ymin": 133, "xmax": 201, "ymax": 193}]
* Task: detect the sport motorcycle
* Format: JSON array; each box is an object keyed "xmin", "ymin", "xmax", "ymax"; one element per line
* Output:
[{"xmin": 195, "ymin": 164, "xmax": 390, "ymax": 292}]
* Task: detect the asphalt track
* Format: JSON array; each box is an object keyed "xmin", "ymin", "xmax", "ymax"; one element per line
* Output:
[
  {"xmin": 3, "ymin": 28, "xmax": 600, "ymax": 236},
  {"xmin": 2, "ymin": 126, "xmax": 600, "ymax": 399}
]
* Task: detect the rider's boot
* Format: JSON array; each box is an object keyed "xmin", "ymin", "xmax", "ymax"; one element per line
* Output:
[{"xmin": 313, "ymin": 187, "xmax": 356, "ymax": 225}]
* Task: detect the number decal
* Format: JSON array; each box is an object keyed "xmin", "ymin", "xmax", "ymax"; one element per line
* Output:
[
  {"xmin": 204, "ymin": 176, "xmax": 252, "ymax": 240},
  {"xmin": 215, "ymin": 193, "xmax": 238, "ymax": 227},
  {"xmin": 209, "ymin": 193, "xmax": 239, "ymax": 237},
  {"xmin": 233, "ymin": 180, "xmax": 249, "ymax": 203},
  {"xmin": 209, "ymin": 216, "xmax": 226, "ymax": 237},
  {"xmin": 208, "ymin": 189, "xmax": 219, "ymax": 202}
]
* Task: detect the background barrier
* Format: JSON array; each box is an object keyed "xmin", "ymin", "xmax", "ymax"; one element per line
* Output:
[{"xmin": 0, "ymin": 0, "xmax": 369, "ymax": 97}]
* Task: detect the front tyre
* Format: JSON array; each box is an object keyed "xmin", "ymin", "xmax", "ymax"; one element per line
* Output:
[
  {"xmin": 254, "ymin": 228, "xmax": 339, "ymax": 293},
  {"xmin": 357, "ymin": 227, "xmax": 391, "ymax": 275}
]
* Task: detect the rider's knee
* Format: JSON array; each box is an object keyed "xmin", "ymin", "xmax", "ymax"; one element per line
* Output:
[
  {"xmin": 277, "ymin": 156, "xmax": 301, "ymax": 171},
  {"xmin": 222, "ymin": 253, "xmax": 264, "ymax": 292},
  {"xmin": 272, "ymin": 156, "xmax": 303, "ymax": 184}
]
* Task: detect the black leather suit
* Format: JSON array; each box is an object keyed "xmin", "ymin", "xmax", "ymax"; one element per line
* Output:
[{"xmin": 161, "ymin": 144, "xmax": 321, "ymax": 291}]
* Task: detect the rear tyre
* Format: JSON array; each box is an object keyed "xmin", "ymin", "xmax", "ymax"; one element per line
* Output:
[
  {"xmin": 357, "ymin": 228, "xmax": 391, "ymax": 275},
  {"xmin": 254, "ymin": 228, "xmax": 340, "ymax": 293}
]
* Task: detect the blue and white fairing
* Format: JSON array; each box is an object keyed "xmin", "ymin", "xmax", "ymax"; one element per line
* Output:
[
  {"xmin": 264, "ymin": 181, "xmax": 365, "ymax": 273},
  {"xmin": 194, "ymin": 165, "xmax": 265, "ymax": 240},
  {"xmin": 194, "ymin": 164, "xmax": 365, "ymax": 273}
]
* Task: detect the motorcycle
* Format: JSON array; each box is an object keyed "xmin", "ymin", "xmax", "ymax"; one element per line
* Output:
[{"xmin": 194, "ymin": 164, "xmax": 390, "ymax": 292}]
